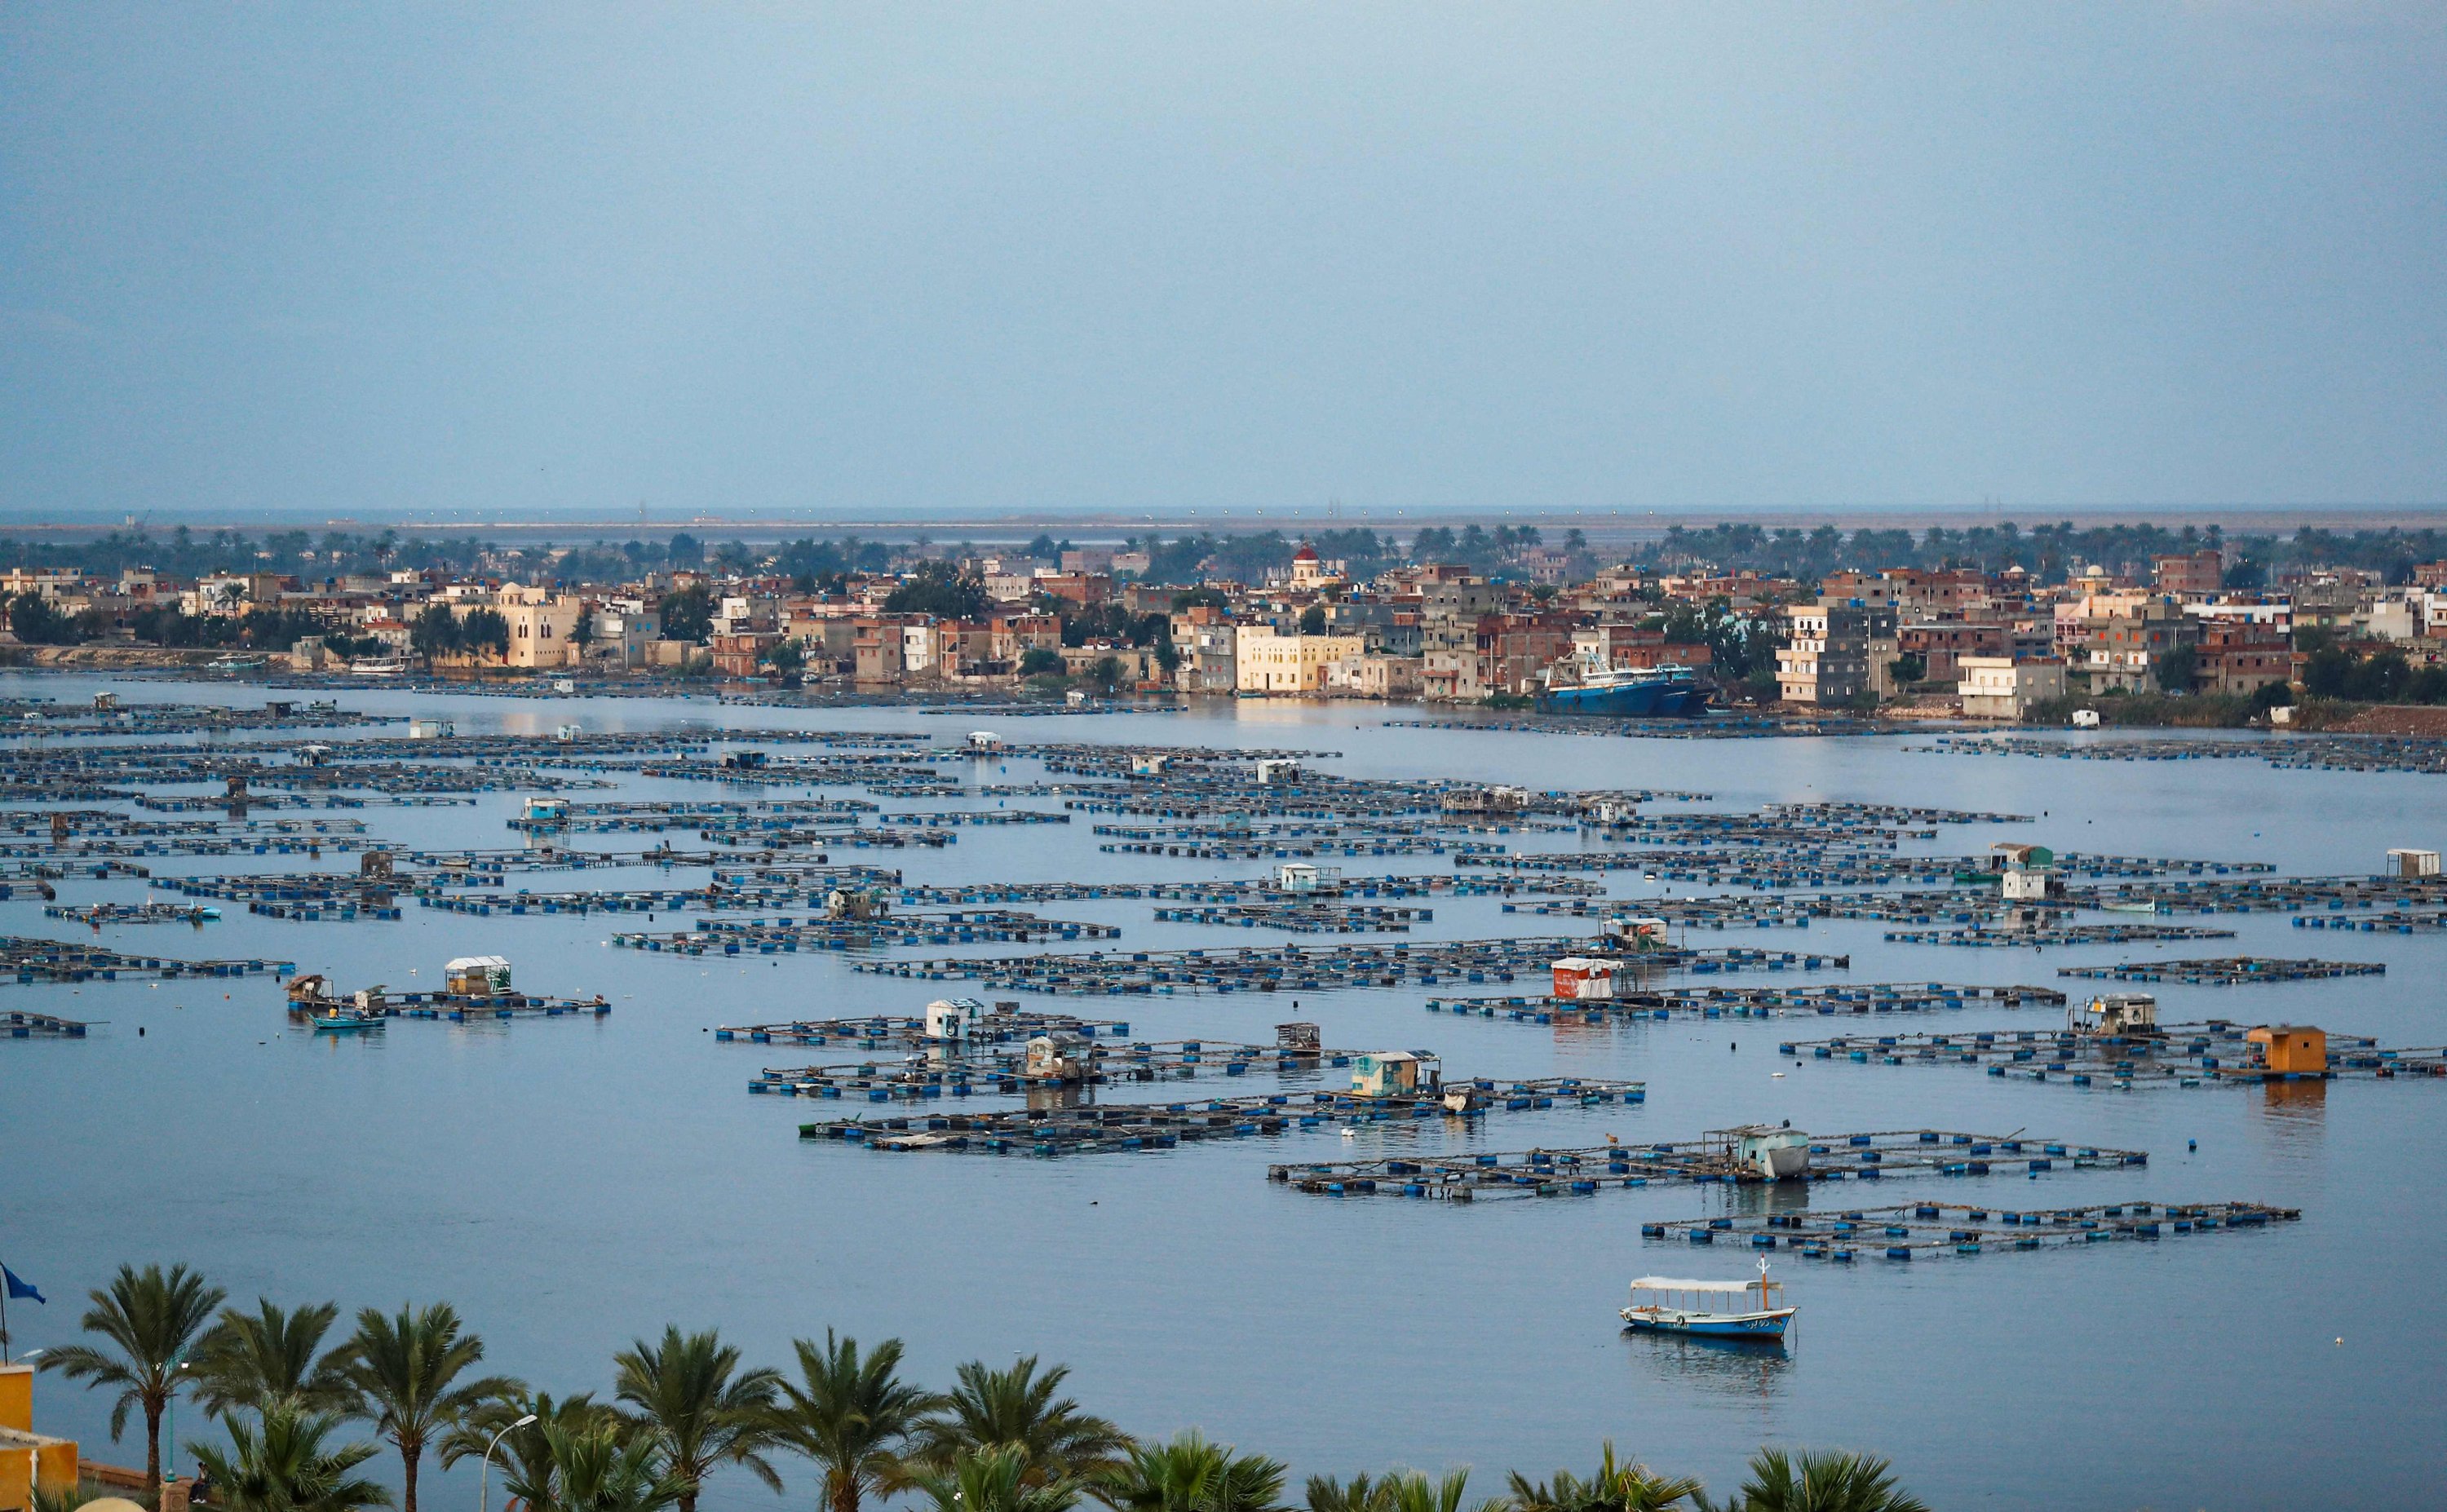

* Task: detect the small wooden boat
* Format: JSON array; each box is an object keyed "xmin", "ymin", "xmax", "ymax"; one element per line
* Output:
[
  {"xmin": 311, "ymin": 1010, "xmax": 386, "ymax": 1033},
  {"xmin": 1621, "ymin": 1258, "xmax": 1794, "ymax": 1340}
]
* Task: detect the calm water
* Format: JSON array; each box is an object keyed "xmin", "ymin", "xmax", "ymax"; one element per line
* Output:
[{"xmin": 5, "ymin": 674, "xmax": 2441, "ymax": 1510}]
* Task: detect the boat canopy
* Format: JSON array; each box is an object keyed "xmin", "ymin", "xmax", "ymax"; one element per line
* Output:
[{"xmin": 1628, "ymin": 1276, "xmax": 1769, "ymax": 1293}]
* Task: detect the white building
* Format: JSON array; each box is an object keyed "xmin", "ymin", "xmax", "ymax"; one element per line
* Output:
[{"xmin": 1957, "ymin": 657, "xmax": 2067, "ymax": 721}]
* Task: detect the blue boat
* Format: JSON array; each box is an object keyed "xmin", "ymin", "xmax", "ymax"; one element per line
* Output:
[
  {"xmin": 1620, "ymin": 1258, "xmax": 1794, "ymax": 1339},
  {"xmin": 311, "ymin": 1010, "xmax": 386, "ymax": 1034},
  {"xmin": 1538, "ymin": 664, "xmax": 1711, "ymax": 718}
]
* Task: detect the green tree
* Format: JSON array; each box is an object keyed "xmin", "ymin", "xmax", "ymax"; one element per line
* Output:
[
  {"xmin": 337, "ymin": 1302, "xmax": 521, "ymax": 1512},
  {"xmin": 40, "ymin": 1262, "xmax": 227, "ymax": 1487},
  {"xmin": 908, "ymin": 1447, "xmax": 1080, "ymax": 1512},
  {"xmin": 661, "ymin": 586, "xmax": 714, "ymax": 644},
  {"xmin": 1086, "ymin": 657, "xmax": 1125, "ymax": 695},
  {"xmin": 530, "ymin": 1422, "xmax": 691, "ymax": 1512},
  {"xmin": 613, "ymin": 1327, "xmax": 784, "ymax": 1512},
  {"xmin": 8, "ymin": 593, "xmax": 83, "ymax": 645},
  {"xmin": 440, "ymin": 1390, "xmax": 619, "ymax": 1512},
  {"xmin": 907, "ymin": 1357, "xmax": 1127, "ymax": 1487},
  {"xmin": 190, "ymin": 1406, "xmax": 391, "ymax": 1512},
  {"xmin": 409, "ymin": 605, "xmax": 461, "ymax": 666},
  {"xmin": 883, "ymin": 563, "xmax": 991, "ymax": 620},
  {"xmin": 1296, "ymin": 606, "xmax": 1327, "ymax": 636},
  {"xmin": 1505, "ymin": 1443, "xmax": 1701, "ymax": 1512},
  {"xmin": 459, "ymin": 608, "xmax": 511, "ymax": 661},
  {"xmin": 1698, "ymin": 1449, "xmax": 1927, "ymax": 1512},
  {"xmin": 192, "ymin": 1299, "xmax": 356, "ymax": 1419},
  {"xmin": 1095, "ymin": 1431, "xmax": 1286, "ymax": 1512},
  {"xmin": 2153, "ymin": 643, "xmax": 2198, "ymax": 695},
  {"xmin": 766, "ymin": 1332, "xmax": 942, "ymax": 1512},
  {"xmin": 768, "ymin": 639, "xmax": 807, "ymax": 679},
  {"xmin": 1018, "ymin": 648, "xmax": 1065, "ymax": 678}
]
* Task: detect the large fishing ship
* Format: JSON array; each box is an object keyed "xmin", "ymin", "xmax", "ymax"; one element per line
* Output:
[{"xmin": 1538, "ymin": 663, "xmax": 1712, "ymax": 717}]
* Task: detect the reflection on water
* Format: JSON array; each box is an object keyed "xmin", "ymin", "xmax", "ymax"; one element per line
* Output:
[
  {"xmin": 1621, "ymin": 1328, "xmax": 1794, "ymax": 1399},
  {"xmin": 2255, "ymin": 1077, "xmax": 2329, "ymax": 1161}
]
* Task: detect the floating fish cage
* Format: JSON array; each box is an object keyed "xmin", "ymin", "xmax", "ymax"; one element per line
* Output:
[
  {"xmin": 1641, "ymin": 1199, "xmax": 2299, "ymax": 1259},
  {"xmin": 1271, "ymin": 1126, "xmax": 2146, "ymax": 1198}
]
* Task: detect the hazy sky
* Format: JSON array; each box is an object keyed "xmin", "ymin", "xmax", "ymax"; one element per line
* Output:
[{"xmin": 3, "ymin": 4, "xmax": 2443, "ymax": 521}]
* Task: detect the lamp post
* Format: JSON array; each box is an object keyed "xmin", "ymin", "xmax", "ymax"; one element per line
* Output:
[
  {"xmin": 479, "ymin": 1413, "xmax": 538, "ymax": 1512},
  {"xmin": 161, "ymin": 1356, "xmax": 191, "ymax": 1491}
]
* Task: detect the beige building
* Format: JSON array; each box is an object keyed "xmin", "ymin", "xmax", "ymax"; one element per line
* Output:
[
  {"xmin": 1957, "ymin": 657, "xmax": 2067, "ymax": 720},
  {"xmin": 1236, "ymin": 627, "xmax": 1365, "ymax": 694},
  {"xmin": 496, "ymin": 585, "xmax": 586, "ymax": 669}
]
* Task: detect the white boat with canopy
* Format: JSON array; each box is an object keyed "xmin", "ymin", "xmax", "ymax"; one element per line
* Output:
[{"xmin": 1620, "ymin": 1257, "xmax": 1794, "ymax": 1339}]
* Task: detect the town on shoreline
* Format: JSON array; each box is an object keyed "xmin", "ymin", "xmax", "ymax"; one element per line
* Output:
[{"xmin": 3, "ymin": 521, "xmax": 2444, "ymax": 728}]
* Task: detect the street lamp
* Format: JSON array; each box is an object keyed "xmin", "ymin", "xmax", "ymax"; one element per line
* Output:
[
  {"xmin": 478, "ymin": 1413, "xmax": 538, "ymax": 1512},
  {"xmin": 161, "ymin": 1357, "xmax": 192, "ymax": 1491}
]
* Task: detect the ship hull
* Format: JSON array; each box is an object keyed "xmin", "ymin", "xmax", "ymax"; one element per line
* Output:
[{"xmin": 1538, "ymin": 679, "xmax": 1711, "ymax": 718}]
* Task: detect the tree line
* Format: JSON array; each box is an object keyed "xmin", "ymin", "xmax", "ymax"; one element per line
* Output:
[{"xmin": 33, "ymin": 1264, "xmax": 1927, "ymax": 1512}]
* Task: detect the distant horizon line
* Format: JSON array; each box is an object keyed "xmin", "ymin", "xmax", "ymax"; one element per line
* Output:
[{"xmin": 4, "ymin": 499, "xmax": 2445, "ymax": 545}]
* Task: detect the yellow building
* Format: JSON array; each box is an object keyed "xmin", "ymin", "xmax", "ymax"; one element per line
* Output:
[
  {"xmin": 0, "ymin": 1364, "xmax": 79, "ymax": 1512},
  {"xmin": 1234, "ymin": 627, "xmax": 1365, "ymax": 694},
  {"xmin": 494, "ymin": 584, "xmax": 585, "ymax": 670}
]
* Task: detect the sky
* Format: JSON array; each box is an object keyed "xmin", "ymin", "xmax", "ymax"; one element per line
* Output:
[{"xmin": 2, "ymin": 3, "xmax": 2444, "ymax": 524}]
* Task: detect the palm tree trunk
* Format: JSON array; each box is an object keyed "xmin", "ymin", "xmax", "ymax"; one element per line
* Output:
[
  {"xmin": 399, "ymin": 1434, "xmax": 421, "ymax": 1512},
  {"xmin": 830, "ymin": 1468, "xmax": 861, "ymax": 1512},
  {"xmin": 144, "ymin": 1399, "xmax": 163, "ymax": 1490}
]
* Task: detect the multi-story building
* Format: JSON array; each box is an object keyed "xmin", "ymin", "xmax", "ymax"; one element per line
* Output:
[
  {"xmin": 2153, "ymin": 550, "xmax": 2225, "ymax": 596},
  {"xmin": 1957, "ymin": 657, "xmax": 2067, "ymax": 720},
  {"xmin": 1777, "ymin": 602, "xmax": 1896, "ymax": 705},
  {"xmin": 1235, "ymin": 627, "xmax": 1365, "ymax": 694},
  {"xmin": 2078, "ymin": 599, "xmax": 2200, "ymax": 693}
]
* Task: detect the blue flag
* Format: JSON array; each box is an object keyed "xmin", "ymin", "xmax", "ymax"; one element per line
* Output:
[{"xmin": 2, "ymin": 1265, "xmax": 43, "ymax": 1305}]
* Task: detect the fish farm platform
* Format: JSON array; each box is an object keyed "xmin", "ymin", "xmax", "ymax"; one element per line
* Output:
[
  {"xmin": 1642, "ymin": 1199, "xmax": 2299, "ymax": 1259},
  {"xmin": 751, "ymin": 1037, "xmax": 1372, "ymax": 1099},
  {"xmin": 852, "ymin": 939, "xmax": 1847, "ymax": 995},
  {"xmin": 0, "ymin": 937, "xmax": 294, "ymax": 984},
  {"xmin": 4, "ymin": 1009, "xmax": 90, "ymax": 1038},
  {"xmin": 1779, "ymin": 1023, "xmax": 2447, "ymax": 1085},
  {"xmin": 798, "ymin": 1077, "xmax": 1646, "ymax": 1153},
  {"xmin": 716, "ymin": 1010, "xmax": 1130, "ymax": 1046},
  {"xmin": 1270, "ymin": 1127, "xmax": 2145, "ymax": 1198},
  {"xmin": 1427, "ymin": 982, "xmax": 2064, "ymax": 1023},
  {"xmin": 2057, "ymin": 957, "xmax": 2385, "ymax": 986}
]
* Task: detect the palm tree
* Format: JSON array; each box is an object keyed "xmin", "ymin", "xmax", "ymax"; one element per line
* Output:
[
  {"xmin": 192, "ymin": 1300, "xmax": 356, "ymax": 1419},
  {"xmin": 907, "ymin": 1446, "xmax": 1081, "ymax": 1512},
  {"xmin": 1506, "ymin": 1445, "xmax": 1701, "ymax": 1512},
  {"xmin": 440, "ymin": 1391, "xmax": 619, "ymax": 1512},
  {"xmin": 40, "ymin": 1262, "xmax": 227, "ymax": 1486},
  {"xmin": 531, "ymin": 1421, "xmax": 690, "ymax": 1512},
  {"xmin": 189, "ymin": 1406, "xmax": 391, "ymax": 1512},
  {"xmin": 1303, "ymin": 1474, "xmax": 1387, "ymax": 1512},
  {"xmin": 1699, "ymin": 1450, "xmax": 1927, "ymax": 1512},
  {"xmin": 1372, "ymin": 1470, "xmax": 1486, "ymax": 1512},
  {"xmin": 337, "ymin": 1302, "xmax": 522, "ymax": 1512},
  {"xmin": 906, "ymin": 1357, "xmax": 1128, "ymax": 1487},
  {"xmin": 612, "ymin": 1326, "xmax": 784, "ymax": 1512},
  {"xmin": 1095, "ymin": 1430, "xmax": 1286, "ymax": 1512},
  {"xmin": 765, "ymin": 1333, "xmax": 941, "ymax": 1512}
]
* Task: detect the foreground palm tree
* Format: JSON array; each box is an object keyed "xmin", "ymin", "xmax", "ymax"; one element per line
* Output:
[
  {"xmin": 1303, "ymin": 1474, "xmax": 1387, "ymax": 1512},
  {"xmin": 1373, "ymin": 1470, "xmax": 1486, "ymax": 1512},
  {"xmin": 1095, "ymin": 1430, "xmax": 1286, "ymax": 1512},
  {"xmin": 338, "ymin": 1302, "xmax": 521, "ymax": 1512},
  {"xmin": 533, "ymin": 1421, "xmax": 690, "ymax": 1512},
  {"xmin": 613, "ymin": 1326, "xmax": 784, "ymax": 1512},
  {"xmin": 908, "ymin": 1357, "xmax": 1129, "ymax": 1486},
  {"xmin": 40, "ymin": 1262, "xmax": 228, "ymax": 1486},
  {"xmin": 1699, "ymin": 1450, "xmax": 1927, "ymax": 1512},
  {"xmin": 1507, "ymin": 1443, "xmax": 1702, "ymax": 1512},
  {"xmin": 440, "ymin": 1390, "xmax": 619, "ymax": 1512},
  {"xmin": 194, "ymin": 1300, "xmax": 356, "ymax": 1420},
  {"xmin": 766, "ymin": 1333, "xmax": 941, "ymax": 1512},
  {"xmin": 909, "ymin": 1445, "xmax": 1082, "ymax": 1512},
  {"xmin": 189, "ymin": 1405, "xmax": 392, "ymax": 1512}
]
